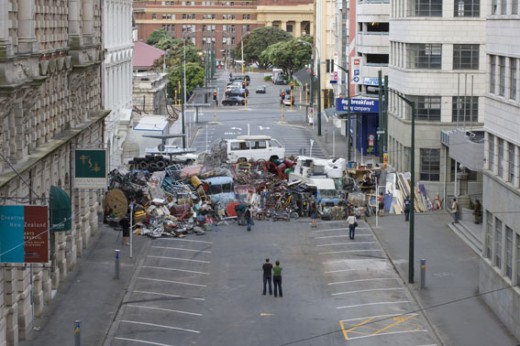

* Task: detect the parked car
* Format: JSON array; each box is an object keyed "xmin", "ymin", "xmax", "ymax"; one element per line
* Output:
[
  {"xmin": 255, "ymin": 85, "xmax": 266, "ymax": 94},
  {"xmin": 282, "ymin": 96, "xmax": 295, "ymax": 106},
  {"xmin": 222, "ymin": 96, "xmax": 246, "ymax": 106},
  {"xmin": 274, "ymin": 75, "xmax": 287, "ymax": 85}
]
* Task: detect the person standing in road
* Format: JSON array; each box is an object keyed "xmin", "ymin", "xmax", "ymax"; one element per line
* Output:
[
  {"xmin": 273, "ymin": 260, "xmax": 283, "ymax": 298},
  {"xmin": 244, "ymin": 204, "xmax": 253, "ymax": 231},
  {"xmin": 119, "ymin": 215, "xmax": 131, "ymax": 245},
  {"xmin": 451, "ymin": 198, "xmax": 460, "ymax": 224},
  {"xmin": 404, "ymin": 197, "xmax": 411, "ymax": 222},
  {"xmin": 473, "ymin": 199, "xmax": 482, "ymax": 224},
  {"xmin": 262, "ymin": 259, "xmax": 273, "ymax": 295},
  {"xmin": 310, "ymin": 201, "xmax": 318, "ymax": 228},
  {"xmin": 346, "ymin": 212, "xmax": 357, "ymax": 240},
  {"xmin": 378, "ymin": 193, "xmax": 385, "ymax": 217}
]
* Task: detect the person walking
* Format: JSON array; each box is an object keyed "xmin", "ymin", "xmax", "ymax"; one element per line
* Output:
[
  {"xmin": 273, "ymin": 260, "xmax": 283, "ymax": 298},
  {"xmin": 346, "ymin": 213, "xmax": 357, "ymax": 240},
  {"xmin": 262, "ymin": 258, "xmax": 273, "ymax": 295},
  {"xmin": 378, "ymin": 193, "xmax": 385, "ymax": 217},
  {"xmin": 310, "ymin": 201, "xmax": 318, "ymax": 228},
  {"xmin": 244, "ymin": 204, "xmax": 254, "ymax": 231},
  {"xmin": 473, "ymin": 199, "xmax": 482, "ymax": 224},
  {"xmin": 119, "ymin": 215, "xmax": 131, "ymax": 245},
  {"xmin": 451, "ymin": 198, "xmax": 460, "ymax": 224},
  {"xmin": 404, "ymin": 197, "xmax": 411, "ymax": 222}
]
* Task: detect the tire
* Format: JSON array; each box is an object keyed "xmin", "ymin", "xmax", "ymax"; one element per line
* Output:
[
  {"xmin": 290, "ymin": 212, "xmax": 299, "ymax": 219},
  {"xmin": 139, "ymin": 161, "xmax": 149, "ymax": 170}
]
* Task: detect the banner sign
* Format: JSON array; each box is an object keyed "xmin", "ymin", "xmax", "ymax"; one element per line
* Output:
[
  {"xmin": 336, "ymin": 97, "xmax": 379, "ymax": 113},
  {"xmin": 74, "ymin": 149, "xmax": 107, "ymax": 189},
  {"xmin": 0, "ymin": 206, "xmax": 49, "ymax": 263}
]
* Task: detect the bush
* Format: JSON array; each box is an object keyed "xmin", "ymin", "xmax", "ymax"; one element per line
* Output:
[{"xmin": 264, "ymin": 75, "xmax": 272, "ymax": 82}]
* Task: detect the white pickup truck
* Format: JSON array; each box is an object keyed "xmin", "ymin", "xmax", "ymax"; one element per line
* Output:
[{"xmin": 224, "ymin": 135, "xmax": 285, "ymax": 162}]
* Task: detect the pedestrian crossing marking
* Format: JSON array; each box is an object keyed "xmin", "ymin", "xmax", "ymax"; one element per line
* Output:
[{"xmin": 340, "ymin": 313, "xmax": 424, "ymax": 340}]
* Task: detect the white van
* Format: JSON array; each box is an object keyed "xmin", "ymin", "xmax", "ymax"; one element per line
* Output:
[{"xmin": 224, "ymin": 135, "xmax": 285, "ymax": 162}]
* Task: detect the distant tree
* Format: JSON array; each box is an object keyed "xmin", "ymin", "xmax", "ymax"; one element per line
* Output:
[
  {"xmin": 146, "ymin": 29, "xmax": 171, "ymax": 46},
  {"xmin": 260, "ymin": 38, "xmax": 313, "ymax": 77},
  {"xmin": 168, "ymin": 62, "xmax": 205, "ymax": 96},
  {"xmin": 240, "ymin": 27, "xmax": 292, "ymax": 68}
]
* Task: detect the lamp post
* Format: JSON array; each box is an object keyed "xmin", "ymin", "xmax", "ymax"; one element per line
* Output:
[
  {"xmin": 181, "ymin": 33, "xmax": 188, "ymax": 149},
  {"xmin": 334, "ymin": 63, "xmax": 351, "ymax": 161},
  {"xmin": 396, "ymin": 93, "xmax": 416, "ymax": 284},
  {"xmin": 298, "ymin": 40, "xmax": 322, "ymax": 136}
]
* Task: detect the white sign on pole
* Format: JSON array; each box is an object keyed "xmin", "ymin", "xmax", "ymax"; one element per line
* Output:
[{"xmin": 351, "ymin": 58, "xmax": 362, "ymax": 85}]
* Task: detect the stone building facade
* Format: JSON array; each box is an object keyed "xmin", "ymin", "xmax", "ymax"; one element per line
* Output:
[{"xmin": 0, "ymin": 1, "xmax": 107, "ymax": 345}]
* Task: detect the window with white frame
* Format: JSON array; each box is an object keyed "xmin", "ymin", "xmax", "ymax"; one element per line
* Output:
[
  {"xmin": 414, "ymin": 96, "xmax": 441, "ymax": 121},
  {"xmin": 498, "ymin": 138, "xmax": 504, "ymax": 178},
  {"xmin": 420, "ymin": 148, "xmax": 440, "ymax": 181},
  {"xmin": 508, "ymin": 142, "xmax": 515, "ymax": 183},
  {"xmin": 452, "ymin": 96, "xmax": 479, "ymax": 122},
  {"xmin": 453, "ymin": 44, "xmax": 479, "ymax": 69},
  {"xmin": 499, "ymin": 56, "xmax": 506, "ymax": 96},
  {"xmin": 506, "ymin": 226, "xmax": 513, "ymax": 279},
  {"xmin": 415, "ymin": 0, "xmax": 442, "ymax": 16},
  {"xmin": 488, "ymin": 134, "xmax": 495, "ymax": 171},
  {"xmin": 490, "ymin": 55, "xmax": 496, "ymax": 94},
  {"xmin": 408, "ymin": 44, "xmax": 442, "ymax": 69},
  {"xmin": 495, "ymin": 218, "xmax": 502, "ymax": 269},
  {"xmin": 486, "ymin": 211, "xmax": 493, "ymax": 259},
  {"xmin": 510, "ymin": 58, "xmax": 517, "ymax": 100},
  {"xmin": 454, "ymin": 0, "xmax": 480, "ymax": 16}
]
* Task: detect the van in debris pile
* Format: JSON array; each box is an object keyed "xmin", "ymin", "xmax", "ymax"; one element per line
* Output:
[{"xmin": 223, "ymin": 135, "xmax": 285, "ymax": 163}]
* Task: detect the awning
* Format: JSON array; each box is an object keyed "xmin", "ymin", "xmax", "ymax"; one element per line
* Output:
[{"xmin": 49, "ymin": 186, "xmax": 72, "ymax": 232}]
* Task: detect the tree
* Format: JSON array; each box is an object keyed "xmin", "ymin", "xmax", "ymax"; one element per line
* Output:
[
  {"xmin": 146, "ymin": 29, "xmax": 171, "ymax": 46},
  {"xmin": 259, "ymin": 38, "xmax": 313, "ymax": 77},
  {"xmin": 168, "ymin": 62, "xmax": 205, "ymax": 96},
  {"xmin": 240, "ymin": 27, "xmax": 292, "ymax": 68}
]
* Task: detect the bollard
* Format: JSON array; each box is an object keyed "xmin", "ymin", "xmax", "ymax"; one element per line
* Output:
[
  {"xmin": 420, "ymin": 258, "xmax": 426, "ymax": 289},
  {"xmin": 114, "ymin": 249, "xmax": 120, "ymax": 280},
  {"xmin": 74, "ymin": 320, "xmax": 81, "ymax": 346}
]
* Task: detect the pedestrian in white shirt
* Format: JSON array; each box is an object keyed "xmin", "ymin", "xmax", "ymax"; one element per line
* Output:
[{"xmin": 346, "ymin": 213, "xmax": 357, "ymax": 240}]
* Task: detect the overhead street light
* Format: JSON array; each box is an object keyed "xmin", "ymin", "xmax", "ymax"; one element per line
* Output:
[{"xmin": 298, "ymin": 40, "xmax": 322, "ymax": 136}]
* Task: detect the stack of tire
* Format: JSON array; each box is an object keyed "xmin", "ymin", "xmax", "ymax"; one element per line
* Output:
[{"xmin": 129, "ymin": 155, "xmax": 171, "ymax": 172}]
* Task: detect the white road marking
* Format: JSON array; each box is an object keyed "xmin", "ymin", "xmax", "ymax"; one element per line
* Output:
[
  {"xmin": 151, "ymin": 246, "xmax": 212, "ymax": 254},
  {"xmin": 113, "ymin": 337, "xmax": 174, "ymax": 345},
  {"xmin": 329, "ymin": 278, "xmax": 398, "ymax": 286},
  {"xmin": 137, "ymin": 277, "xmax": 207, "ymax": 287},
  {"xmin": 325, "ymin": 269, "xmax": 360, "ymax": 274},
  {"xmin": 127, "ymin": 304, "xmax": 203, "ymax": 316},
  {"xmin": 140, "ymin": 265, "xmax": 209, "ymax": 275},
  {"xmin": 332, "ymin": 287, "xmax": 404, "ymax": 296},
  {"xmin": 120, "ymin": 320, "xmax": 200, "ymax": 334},
  {"xmin": 147, "ymin": 255, "xmax": 210, "ymax": 263},
  {"xmin": 320, "ymin": 249, "xmax": 384, "ymax": 255},
  {"xmin": 311, "ymin": 227, "xmax": 368, "ymax": 233},
  {"xmin": 348, "ymin": 329, "xmax": 429, "ymax": 340},
  {"xmin": 337, "ymin": 300, "xmax": 410, "ymax": 310},
  {"xmin": 133, "ymin": 290, "xmax": 205, "ymax": 301},
  {"xmin": 159, "ymin": 238, "xmax": 213, "ymax": 244},
  {"xmin": 315, "ymin": 234, "xmax": 372, "ymax": 239},
  {"xmin": 317, "ymin": 241, "xmax": 375, "ymax": 247}
]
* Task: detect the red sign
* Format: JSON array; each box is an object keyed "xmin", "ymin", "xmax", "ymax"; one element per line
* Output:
[{"xmin": 23, "ymin": 206, "xmax": 49, "ymax": 263}]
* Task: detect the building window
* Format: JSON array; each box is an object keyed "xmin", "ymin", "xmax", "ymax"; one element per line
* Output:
[
  {"xmin": 510, "ymin": 58, "xmax": 517, "ymax": 100},
  {"xmin": 490, "ymin": 55, "xmax": 496, "ymax": 94},
  {"xmin": 506, "ymin": 226, "xmax": 513, "ymax": 279},
  {"xmin": 491, "ymin": 0, "xmax": 498, "ymax": 13},
  {"xmin": 488, "ymin": 134, "xmax": 495, "ymax": 171},
  {"xmin": 453, "ymin": 44, "xmax": 479, "ymax": 70},
  {"xmin": 454, "ymin": 0, "xmax": 480, "ymax": 16},
  {"xmin": 413, "ymin": 96, "xmax": 441, "ymax": 121},
  {"xmin": 242, "ymin": 24, "xmax": 251, "ymax": 33},
  {"xmin": 501, "ymin": 0, "xmax": 507, "ymax": 14},
  {"xmin": 286, "ymin": 24, "xmax": 293, "ymax": 33},
  {"xmin": 495, "ymin": 218, "xmax": 502, "ymax": 269},
  {"xmin": 242, "ymin": 14, "xmax": 250, "ymax": 19},
  {"xmin": 508, "ymin": 143, "xmax": 515, "ymax": 182},
  {"xmin": 513, "ymin": 0, "xmax": 519, "ymax": 14},
  {"xmin": 152, "ymin": 13, "xmax": 157, "ymax": 19},
  {"xmin": 408, "ymin": 44, "xmax": 442, "ymax": 69},
  {"xmin": 499, "ymin": 56, "xmax": 506, "ymax": 96},
  {"xmin": 498, "ymin": 138, "xmax": 504, "ymax": 178},
  {"xmin": 415, "ymin": 0, "xmax": 443, "ymax": 16},
  {"xmin": 486, "ymin": 211, "xmax": 493, "ymax": 259},
  {"xmin": 420, "ymin": 148, "xmax": 440, "ymax": 181},
  {"xmin": 452, "ymin": 96, "xmax": 478, "ymax": 123}
]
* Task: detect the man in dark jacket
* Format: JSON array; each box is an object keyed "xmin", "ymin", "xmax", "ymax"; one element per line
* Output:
[{"xmin": 262, "ymin": 258, "xmax": 273, "ymax": 295}]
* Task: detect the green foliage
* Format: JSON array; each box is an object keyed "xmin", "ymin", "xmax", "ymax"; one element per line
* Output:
[
  {"xmin": 146, "ymin": 29, "xmax": 171, "ymax": 46},
  {"xmin": 260, "ymin": 38, "xmax": 313, "ymax": 77},
  {"xmin": 168, "ymin": 63, "xmax": 205, "ymax": 95},
  {"xmin": 241, "ymin": 27, "xmax": 292, "ymax": 68},
  {"xmin": 264, "ymin": 75, "xmax": 272, "ymax": 82}
]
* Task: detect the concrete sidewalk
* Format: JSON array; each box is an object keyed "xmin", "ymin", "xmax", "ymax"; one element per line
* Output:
[
  {"xmin": 19, "ymin": 222, "xmax": 148, "ymax": 346},
  {"xmin": 367, "ymin": 213, "xmax": 518, "ymax": 345}
]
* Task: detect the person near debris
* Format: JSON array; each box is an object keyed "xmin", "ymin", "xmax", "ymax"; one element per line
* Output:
[
  {"xmin": 404, "ymin": 197, "xmax": 411, "ymax": 222},
  {"xmin": 473, "ymin": 199, "xmax": 482, "ymax": 224},
  {"xmin": 378, "ymin": 193, "xmax": 385, "ymax": 217},
  {"xmin": 361, "ymin": 172, "xmax": 372, "ymax": 186},
  {"xmin": 310, "ymin": 201, "xmax": 318, "ymax": 228},
  {"xmin": 451, "ymin": 198, "xmax": 460, "ymax": 224},
  {"xmin": 273, "ymin": 260, "xmax": 283, "ymax": 298},
  {"xmin": 235, "ymin": 202, "xmax": 247, "ymax": 226},
  {"xmin": 119, "ymin": 216, "xmax": 130, "ymax": 246},
  {"xmin": 244, "ymin": 204, "xmax": 254, "ymax": 231},
  {"xmin": 346, "ymin": 212, "xmax": 357, "ymax": 240},
  {"xmin": 262, "ymin": 258, "xmax": 273, "ymax": 295}
]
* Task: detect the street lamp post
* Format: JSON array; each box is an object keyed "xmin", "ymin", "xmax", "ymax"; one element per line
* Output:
[
  {"xmin": 299, "ymin": 40, "xmax": 322, "ymax": 136},
  {"xmin": 182, "ymin": 34, "xmax": 188, "ymax": 149},
  {"xmin": 396, "ymin": 93, "xmax": 416, "ymax": 284},
  {"xmin": 334, "ymin": 63, "xmax": 351, "ymax": 161}
]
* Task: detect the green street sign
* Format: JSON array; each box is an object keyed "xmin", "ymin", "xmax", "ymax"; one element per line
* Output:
[{"xmin": 74, "ymin": 149, "xmax": 107, "ymax": 188}]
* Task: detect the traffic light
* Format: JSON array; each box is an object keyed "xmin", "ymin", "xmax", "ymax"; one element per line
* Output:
[{"xmin": 290, "ymin": 82, "xmax": 294, "ymax": 91}]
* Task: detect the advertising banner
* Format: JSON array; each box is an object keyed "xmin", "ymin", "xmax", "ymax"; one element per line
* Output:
[
  {"xmin": 75, "ymin": 149, "xmax": 107, "ymax": 189},
  {"xmin": 336, "ymin": 97, "xmax": 379, "ymax": 113},
  {"xmin": 0, "ymin": 205, "xmax": 49, "ymax": 263}
]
